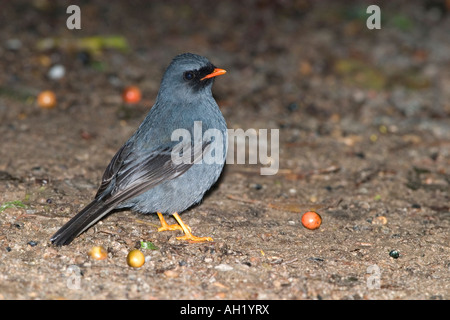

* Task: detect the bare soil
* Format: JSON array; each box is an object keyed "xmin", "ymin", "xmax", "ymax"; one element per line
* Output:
[{"xmin": 0, "ymin": 1, "xmax": 449, "ymax": 300}]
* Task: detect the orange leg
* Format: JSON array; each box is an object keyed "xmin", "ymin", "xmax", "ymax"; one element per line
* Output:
[
  {"xmin": 157, "ymin": 212, "xmax": 184, "ymax": 232},
  {"xmin": 172, "ymin": 212, "xmax": 213, "ymax": 242}
]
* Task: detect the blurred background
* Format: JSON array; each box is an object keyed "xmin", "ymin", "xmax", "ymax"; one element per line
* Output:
[{"xmin": 1, "ymin": 0, "xmax": 449, "ymax": 174}]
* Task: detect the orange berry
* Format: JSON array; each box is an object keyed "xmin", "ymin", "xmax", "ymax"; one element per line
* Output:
[
  {"xmin": 127, "ymin": 249, "xmax": 145, "ymax": 268},
  {"xmin": 37, "ymin": 90, "xmax": 56, "ymax": 109},
  {"xmin": 122, "ymin": 86, "xmax": 141, "ymax": 104},
  {"xmin": 301, "ymin": 211, "xmax": 322, "ymax": 230},
  {"xmin": 88, "ymin": 246, "xmax": 108, "ymax": 260}
]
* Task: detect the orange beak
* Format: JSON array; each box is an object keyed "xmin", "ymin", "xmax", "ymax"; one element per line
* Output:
[{"xmin": 200, "ymin": 68, "xmax": 227, "ymax": 81}]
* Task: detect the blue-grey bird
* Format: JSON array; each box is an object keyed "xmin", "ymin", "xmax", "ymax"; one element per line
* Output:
[{"xmin": 51, "ymin": 53, "xmax": 227, "ymax": 245}]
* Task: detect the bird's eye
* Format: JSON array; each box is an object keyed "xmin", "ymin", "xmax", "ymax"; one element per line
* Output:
[{"xmin": 183, "ymin": 71, "xmax": 195, "ymax": 81}]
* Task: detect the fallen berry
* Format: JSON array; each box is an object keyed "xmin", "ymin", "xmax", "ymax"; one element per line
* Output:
[
  {"xmin": 301, "ymin": 211, "xmax": 322, "ymax": 230},
  {"xmin": 127, "ymin": 249, "xmax": 145, "ymax": 268},
  {"xmin": 122, "ymin": 86, "xmax": 142, "ymax": 104},
  {"xmin": 37, "ymin": 90, "xmax": 57, "ymax": 109},
  {"xmin": 88, "ymin": 246, "xmax": 108, "ymax": 260}
]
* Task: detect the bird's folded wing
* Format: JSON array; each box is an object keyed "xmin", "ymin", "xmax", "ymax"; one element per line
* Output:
[{"xmin": 95, "ymin": 140, "xmax": 211, "ymax": 206}]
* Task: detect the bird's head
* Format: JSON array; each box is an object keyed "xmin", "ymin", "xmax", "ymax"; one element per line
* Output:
[{"xmin": 157, "ymin": 53, "xmax": 226, "ymax": 102}]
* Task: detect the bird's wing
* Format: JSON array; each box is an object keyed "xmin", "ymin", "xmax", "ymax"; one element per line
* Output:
[
  {"xmin": 95, "ymin": 141, "xmax": 133, "ymax": 198},
  {"xmin": 95, "ymin": 140, "xmax": 211, "ymax": 206}
]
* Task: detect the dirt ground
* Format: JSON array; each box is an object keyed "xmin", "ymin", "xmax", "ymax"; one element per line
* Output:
[{"xmin": 0, "ymin": 1, "xmax": 449, "ymax": 300}]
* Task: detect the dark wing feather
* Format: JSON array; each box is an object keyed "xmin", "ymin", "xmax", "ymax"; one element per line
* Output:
[
  {"xmin": 97, "ymin": 140, "xmax": 211, "ymax": 207},
  {"xmin": 95, "ymin": 141, "xmax": 133, "ymax": 197}
]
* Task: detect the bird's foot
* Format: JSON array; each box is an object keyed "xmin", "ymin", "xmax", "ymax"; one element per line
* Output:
[
  {"xmin": 157, "ymin": 212, "xmax": 189, "ymax": 232},
  {"xmin": 176, "ymin": 234, "xmax": 213, "ymax": 242},
  {"xmin": 172, "ymin": 212, "xmax": 213, "ymax": 243},
  {"xmin": 158, "ymin": 224, "xmax": 183, "ymax": 232}
]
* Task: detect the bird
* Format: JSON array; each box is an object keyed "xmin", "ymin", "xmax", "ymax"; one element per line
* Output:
[{"xmin": 50, "ymin": 53, "xmax": 227, "ymax": 246}]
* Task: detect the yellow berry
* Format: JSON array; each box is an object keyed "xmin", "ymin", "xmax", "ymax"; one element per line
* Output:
[
  {"xmin": 127, "ymin": 249, "xmax": 145, "ymax": 268},
  {"xmin": 37, "ymin": 90, "xmax": 57, "ymax": 109},
  {"xmin": 88, "ymin": 246, "xmax": 108, "ymax": 260}
]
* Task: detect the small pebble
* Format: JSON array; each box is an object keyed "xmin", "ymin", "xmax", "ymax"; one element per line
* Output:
[
  {"xmin": 372, "ymin": 216, "xmax": 388, "ymax": 225},
  {"xmin": 77, "ymin": 51, "xmax": 91, "ymax": 66},
  {"xmin": 286, "ymin": 102, "xmax": 299, "ymax": 112},
  {"xmin": 164, "ymin": 270, "xmax": 179, "ymax": 278},
  {"xmin": 47, "ymin": 64, "xmax": 65, "ymax": 80},
  {"xmin": 249, "ymin": 183, "xmax": 263, "ymax": 190},
  {"xmin": 27, "ymin": 241, "xmax": 38, "ymax": 247},
  {"xmin": 6, "ymin": 38, "xmax": 22, "ymax": 50},
  {"xmin": 179, "ymin": 260, "xmax": 187, "ymax": 267},
  {"xmin": 215, "ymin": 264, "xmax": 234, "ymax": 271},
  {"xmin": 355, "ymin": 152, "xmax": 365, "ymax": 159},
  {"xmin": 389, "ymin": 250, "xmax": 400, "ymax": 259},
  {"xmin": 108, "ymin": 74, "xmax": 122, "ymax": 87}
]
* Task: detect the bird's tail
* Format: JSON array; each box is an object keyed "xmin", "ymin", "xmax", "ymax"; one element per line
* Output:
[{"xmin": 50, "ymin": 199, "xmax": 114, "ymax": 246}]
